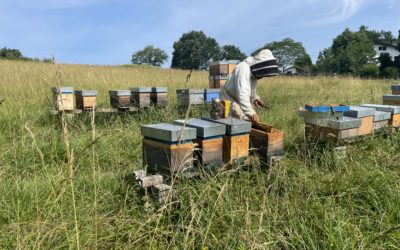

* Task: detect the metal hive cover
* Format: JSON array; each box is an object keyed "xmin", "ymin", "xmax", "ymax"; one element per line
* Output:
[
  {"xmin": 383, "ymin": 94, "xmax": 400, "ymax": 101},
  {"xmin": 51, "ymin": 86, "xmax": 74, "ymax": 94},
  {"xmin": 209, "ymin": 60, "xmax": 239, "ymax": 65},
  {"xmin": 343, "ymin": 106, "xmax": 375, "ymax": 118},
  {"xmin": 176, "ymin": 89, "xmax": 205, "ymax": 94},
  {"xmin": 151, "ymin": 87, "xmax": 168, "ymax": 93},
  {"xmin": 325, "ymin": 116, "xmax": 362, "ymax": 130},
  {"xmin": 130, "ymin": 87, "xmax": 152, "ymax": 93},
  {"xmin": 74, "ymin": 90, "xmax": 97, "ymax": 96},
  {"xmin": 374, "ymin": 111, "xmax": 391, "ymax": 122},
  {"xmin": 141, "ymin": 123, "xmax": 197, "ymax": 142},
  {"xmin": 174, "ymin": 118, "xmax": 226, "ymax": 138},
  {"xmin": 361, "ymin": 104, "xmax": 400, "ymax": 114},
  {"xmin": 109, "ymin": 90, "xmax": 131, "ymax": 96},
  {"xmin": 201, "ymin": 117, "xmax": 251, "ymax": 135},
  {"xmin": 391, "ymin": 85, "xmax": 400, "ymax": 91},
  {"xmin": 205, "ymin": 88, "xmax": 221, "ymax": 93}
]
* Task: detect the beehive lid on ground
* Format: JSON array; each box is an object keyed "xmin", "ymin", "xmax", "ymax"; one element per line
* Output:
[
  {"xmin": 130, "ymin": 87, "xmax": 152, "ymax": 93},
  {"xmin": 141, "ymin": 123, "xmax": 197, "ymax": 142},
  {"xmin": 361, "ymin": 104, "xmax": 400, "ymax": 114},
  {"xmin": 174, "ymin": 118, "xmax": 226, "ymax": 138},
  {"xmin": 202, "ymin": 117, "xmax": 251, "ymax": 135},
  {"xmin": 374, "ymin": 110, "xmax": 392, "ymax": 122},
  {"xmin": 51, "ymin": 87, "xmax": 74, "ymax": 94},
  {"xmin": 344, "ymin": 106, "xmax": 375, "ymax": 118},
  {"xmin": 74, "ymin": 90, "xmax": 97, "ymax": 96},
  {"xmin": 109, "ymin": 90, "xmax": 131, "ymax": 96},
  {"xmin": 151, "ymin": 87, "xmax": 168, "ymax": 93}
]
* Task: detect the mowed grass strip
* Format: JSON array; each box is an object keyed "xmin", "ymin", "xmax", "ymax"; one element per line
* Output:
[{"xmin": 0, "ymin": 60, "xmax": 399, "ymax": 249}]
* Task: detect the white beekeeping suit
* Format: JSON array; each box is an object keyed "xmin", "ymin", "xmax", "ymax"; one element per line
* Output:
[{"xmin": 220, "ymin": 49, "xmax": 278, "ymax": 121}]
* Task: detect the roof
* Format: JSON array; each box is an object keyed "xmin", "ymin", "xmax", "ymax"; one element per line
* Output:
[{"xmin": 374, "ymin": 42, "xmax": 398, "ymax": 49}]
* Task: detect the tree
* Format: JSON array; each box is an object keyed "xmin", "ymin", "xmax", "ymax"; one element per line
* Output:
[
  {"xmin": 378, "ymin": 52, "xmax": 393, "ymax": 71},
  {"xmin": 219, "ymin": 45, "xmax": 246, "ymax": 61},
  {"xmin": 397, "ymin": 30, "xmax": 400, "ymax": 51},
  {"xmin": 131, "ymin": 45, "xmax": 168, "ymax": 67},
  {"xmin": 360, "ymin": 26, "xmax": 397, "ymax": 45},
  {"xmin": 252, "ymin": 38, "xmax": 312, "ymax": 72},
  {"xmin": 359, "ymin": 64, "xmax": 379, "ymax": 79},
  {"xmin": 171, "ymin": 31, "xmax": 220, "ymax": 70},
  {"xmin": 0, "ymin": 47, "xmax": 23, "ymax": 59}
]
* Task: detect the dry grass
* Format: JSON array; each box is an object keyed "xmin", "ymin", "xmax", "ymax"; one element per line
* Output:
[{"xmin": 0, "ymin": 60, "xmax": 400, "ymax": 249}]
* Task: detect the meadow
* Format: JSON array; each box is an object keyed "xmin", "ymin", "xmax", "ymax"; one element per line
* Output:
[{"xmin": 0, "ymin": 60, "xmax": 399, "ymax": 249}]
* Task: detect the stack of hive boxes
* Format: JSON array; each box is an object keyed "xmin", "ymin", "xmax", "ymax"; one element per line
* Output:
[
  {"xmin": 383, "ymin": 84, "xmax": 400, "ymax": 106},
  {"xmin": 361, "ymin": 104, "xmax": 400, "ymax": 128},
  {"xmin": 51, "ymin": 86, "xmax": 74, "ymax": 111},
  {"xmin": 209, "ymin": 60, "xmax": 239, "ymax": 88},
  {"xmin": 301, "ymin": 105, "xmax": 363, "ymax": 142}
]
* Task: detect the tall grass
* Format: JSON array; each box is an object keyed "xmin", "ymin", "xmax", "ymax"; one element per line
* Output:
[{"xmin": 0, "ymin": 60, "xmax": 399, "ymax": 248}]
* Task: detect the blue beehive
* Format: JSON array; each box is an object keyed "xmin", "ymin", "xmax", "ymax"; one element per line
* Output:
[{"xmin": 204, "ymin": 89, "xmax": 220, "ymax": 103}]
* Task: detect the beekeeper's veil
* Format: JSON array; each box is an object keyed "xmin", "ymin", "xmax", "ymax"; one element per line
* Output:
[{"xmin": 244, "ymin": 49, "xmax": 278, "ymax": 79}]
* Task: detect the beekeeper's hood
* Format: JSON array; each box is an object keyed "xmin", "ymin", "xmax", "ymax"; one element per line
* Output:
[{"xmin": 244, "ymin": 49, "xmax": 278, "ymax": 79}]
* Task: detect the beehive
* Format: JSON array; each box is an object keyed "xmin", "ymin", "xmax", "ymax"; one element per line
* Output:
[
  {"xmin": 151, "ymin": 87, "xmax": 168, "ymax": 107},
  {"xmin": 174, "ymin": 118, "xmax": 226, "ymax": 167},
  {"xmin": 343, "ymin": 106, "xmax": 375, "ymax": 136},
  {"xmin": 391, "ymin": 85, "xmax": 400, "ymax": 95},
  {"xmin": 141, "ymin": 123, "xmax": 196, "ymax": 175},
  {"xmin": 204, "ymin": 89, "xmax": 220, "ymax": 103},
  {"xmin": 373, "ymin": 110, "xmax": 391, "ymax": 131},
  {"xmin": 176, "ymin": 89, "xmax": 205, "ymax": 106},
  {"xmin": 202, "ymin": 117, "xmax": 251, "ymax": 163},
  {"xmin": 361, "ymin": 104, "xmax": 400, "ymax": 127},
  {"xmin": 305, "ymin": 123, "xmax": 360, "ymax": 142},
  {"xmin": 130, "ymin": 87, "xmax": 152, "ymax": 108},
  {"xmin": 51, "ymin": 86, "xmax": 74, "ymax": 111},
  {"xmin": 383, "ymin": 94, "xmax": 400, "ymax": 106},
  {"xmin": 74, "ymin": 90, "xmax": 97, "ymax": 110},
  {"xmin": 209, "ymin": 60, "xmax": 239, "ymax": 76},
  {"xmin": 209, "ymin": 75, "xmax": 228, "ymax": 88},
  {"xmin": 109, "ymin": 90, "xmax": 131, "ymax": 109},
  {"xmin": 250, "ymin": 123, "xmax": 285, "ymax": 158}
]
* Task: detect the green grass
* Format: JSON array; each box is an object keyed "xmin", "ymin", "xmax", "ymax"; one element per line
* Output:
[{"xmin": 0, "ymin": 60, "xmax": 400, "ymax": 249}]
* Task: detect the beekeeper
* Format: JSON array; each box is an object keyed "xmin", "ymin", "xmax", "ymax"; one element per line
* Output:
[{"xmin": 220, "ymin": 49, "xmax": 278, "ymax": 124}]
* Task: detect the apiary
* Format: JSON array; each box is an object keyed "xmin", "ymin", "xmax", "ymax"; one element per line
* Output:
[
  {"xmin": 209, "ymin": 75, "xmax": 228, "ymax": 88},
  {"xmin": 130, "ymin": 87, "xmax": 152, "ymax": 108},
  {"xmin": 176, "ymin": 89, "xmax": 205, "ymax": 106},
  {"xmin": 202, "ymin": 117, "xmax": 251, "ymax": 163},
  {"xmin": 174, "ymin": 118, "xmax": 226, "ymax": 167},
  {"xmin": 343, "ymin": 106, "xmax": 375, "ymax": 136},
  {"xmin": 391, "ymin": 85, "xmax": 400, "ymax": 95},
  {"xmin": 74, "ymin": 90, "xmax": 97, "ymax": 110},
  {"xmin": 109, "ymin": 90, "xmax": 131, "ymax": 109},
  {"xmin": 51, "ymin": 86, "xmax": 74, "ymax": 111},
  {"xmin": 204, "ymin": 89, "xmax": 220, "ymax": 103},
  {"xmin": 383, "ymin": 94, "xmax": 400, "ymax": 106},
  {"xmin": 361, "ymin": 104, "xmax": 400, "ymax": 127},
  {"xmin": 141, "ymin": 123, "xmax": 196, "ymax": 175},
  {"xmin": 209, "ymin": 60, "xmax": 239, "ymax": 76},
  {"xmin": 250, "ymin": 123, "xmax": 285, "ymax": 159},
  {"xmin": 151, "ymin": 87, "xmax": 168, "ymax": 107}
]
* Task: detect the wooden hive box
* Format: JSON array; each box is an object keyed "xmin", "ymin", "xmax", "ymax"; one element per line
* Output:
[
  {"xmin": 51, "ymin": 86, "xmax": 74, "ymax": 111},
  {"xmin": 202, "ymin": 117, "xmax": 251, "ymax": 163},
  {"xmin": 343, "ymin": 106, "xmax": 375, "ymax": 136},
  {"xmin": 209, "ymin": 60, "xmax": 239, "ymax": 76},
  {"xmin": 151, "ymin": 87, "xmax": 168, "ymax": 107},
  {"xmin": 130, "ymin": 87, "xmax": 151, "ymax": 108},
  {"xmin": 209, "ymin": 75, "xmax": 228, "ymax": 88},
  {"xmin": 174, "ymin": 118, "xmax": 226, "ymax": 167},
  {"xmin": 109, "ymin": 90, "xmax": 131, "ymax": 109},
  {"xmin": 361, "ymin": 104, "xmax": 400, "ymax": 127},
  {"xmin": 383, "ymin": 94, "xmax": 400, "ymax": 106},
  {"xmin": 141, "ymin": 123, "xmax": 196, "ymax": 176},
  {"xmin": 391, "ymin": 85, "xmax": 400, "ymax": 95},
  {"xmin": 176, "ymin": 89, "xmax": 205, "ymax": 106},
  {"xmin": 74, "ymin": 90, "xmax": 97, "ymax": 110},
  {"xmin": 305, "ymin": 123, "xmax": 360, "ymax": 142},
  {"xmin": 204, "ymin": 89, "xmax": 220, "ymax": 103},
  {"xmin": 373, "ymin": 110, "xmax": 391, "ymax": 131},
  {"xmin": 250, "ymin": 123, "xmax": 284, "ymax": 158}
]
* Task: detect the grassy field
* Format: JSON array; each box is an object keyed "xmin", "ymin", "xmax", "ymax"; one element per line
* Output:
[{"xmin": 0, "ymin": 60, "xmax": 400, "ymax": 249}]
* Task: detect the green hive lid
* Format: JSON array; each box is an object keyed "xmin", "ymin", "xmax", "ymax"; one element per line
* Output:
[
  {"xmin": 141, "ymin": 123, "xmax": 197, "ymax": 142},
  {"xmin": 74, "ymin": 90, "xmax": 97, "ymax": 96},
  {"xmin": 151, "ymin": 87, "xmax": 168, "ymax": 93},
  {"xmin": 51, "ymin": 86, "xmax": 74, "ymax": 94},
  {"xmin": 173, "ymin": 118, "xmax": 226, "ymax": 138},
  {"xmin": 109, "ymin": 90, "xmax": 131, "ymax": 96},
  {"xmin": 130, "ymin": 87, "xmax": 152, "ymax": 93}
]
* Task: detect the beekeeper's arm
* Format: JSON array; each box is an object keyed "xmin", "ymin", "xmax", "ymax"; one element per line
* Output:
[
  {"xmin": 236, "ymin": 66, "xmax": 257, "ymax": 120},
  {"xmin": 250, "ymin": 80, "xmax": 264, "ymax": 107}
]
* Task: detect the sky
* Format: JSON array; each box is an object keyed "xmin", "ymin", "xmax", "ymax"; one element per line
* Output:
[{"xmin": 0, "ymin": 0, "xmax": 399, "ymax": 66}]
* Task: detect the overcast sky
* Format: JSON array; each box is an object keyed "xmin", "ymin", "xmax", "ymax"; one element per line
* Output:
[{"xmin": 0, "ymin": 0, "xmax": 399, "ymax": 66}]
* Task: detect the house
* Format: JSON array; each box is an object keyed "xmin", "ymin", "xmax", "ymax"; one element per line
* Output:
[
  {"xmin": 283, "ymin": 66, "xmax": 306, "ymax": 75},
  {"xmin": 373, "ymin": 42, "xmax": 400, "ymax": 60}
]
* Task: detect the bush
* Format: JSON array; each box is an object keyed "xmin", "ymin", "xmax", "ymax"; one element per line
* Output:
[
  {"xmin": 359, "ymin": 64, "xmax": 379, "ymax": 79},
  {"xmin": 382, "ymin": 67, "xmax": 398, "ymax": 79}
]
